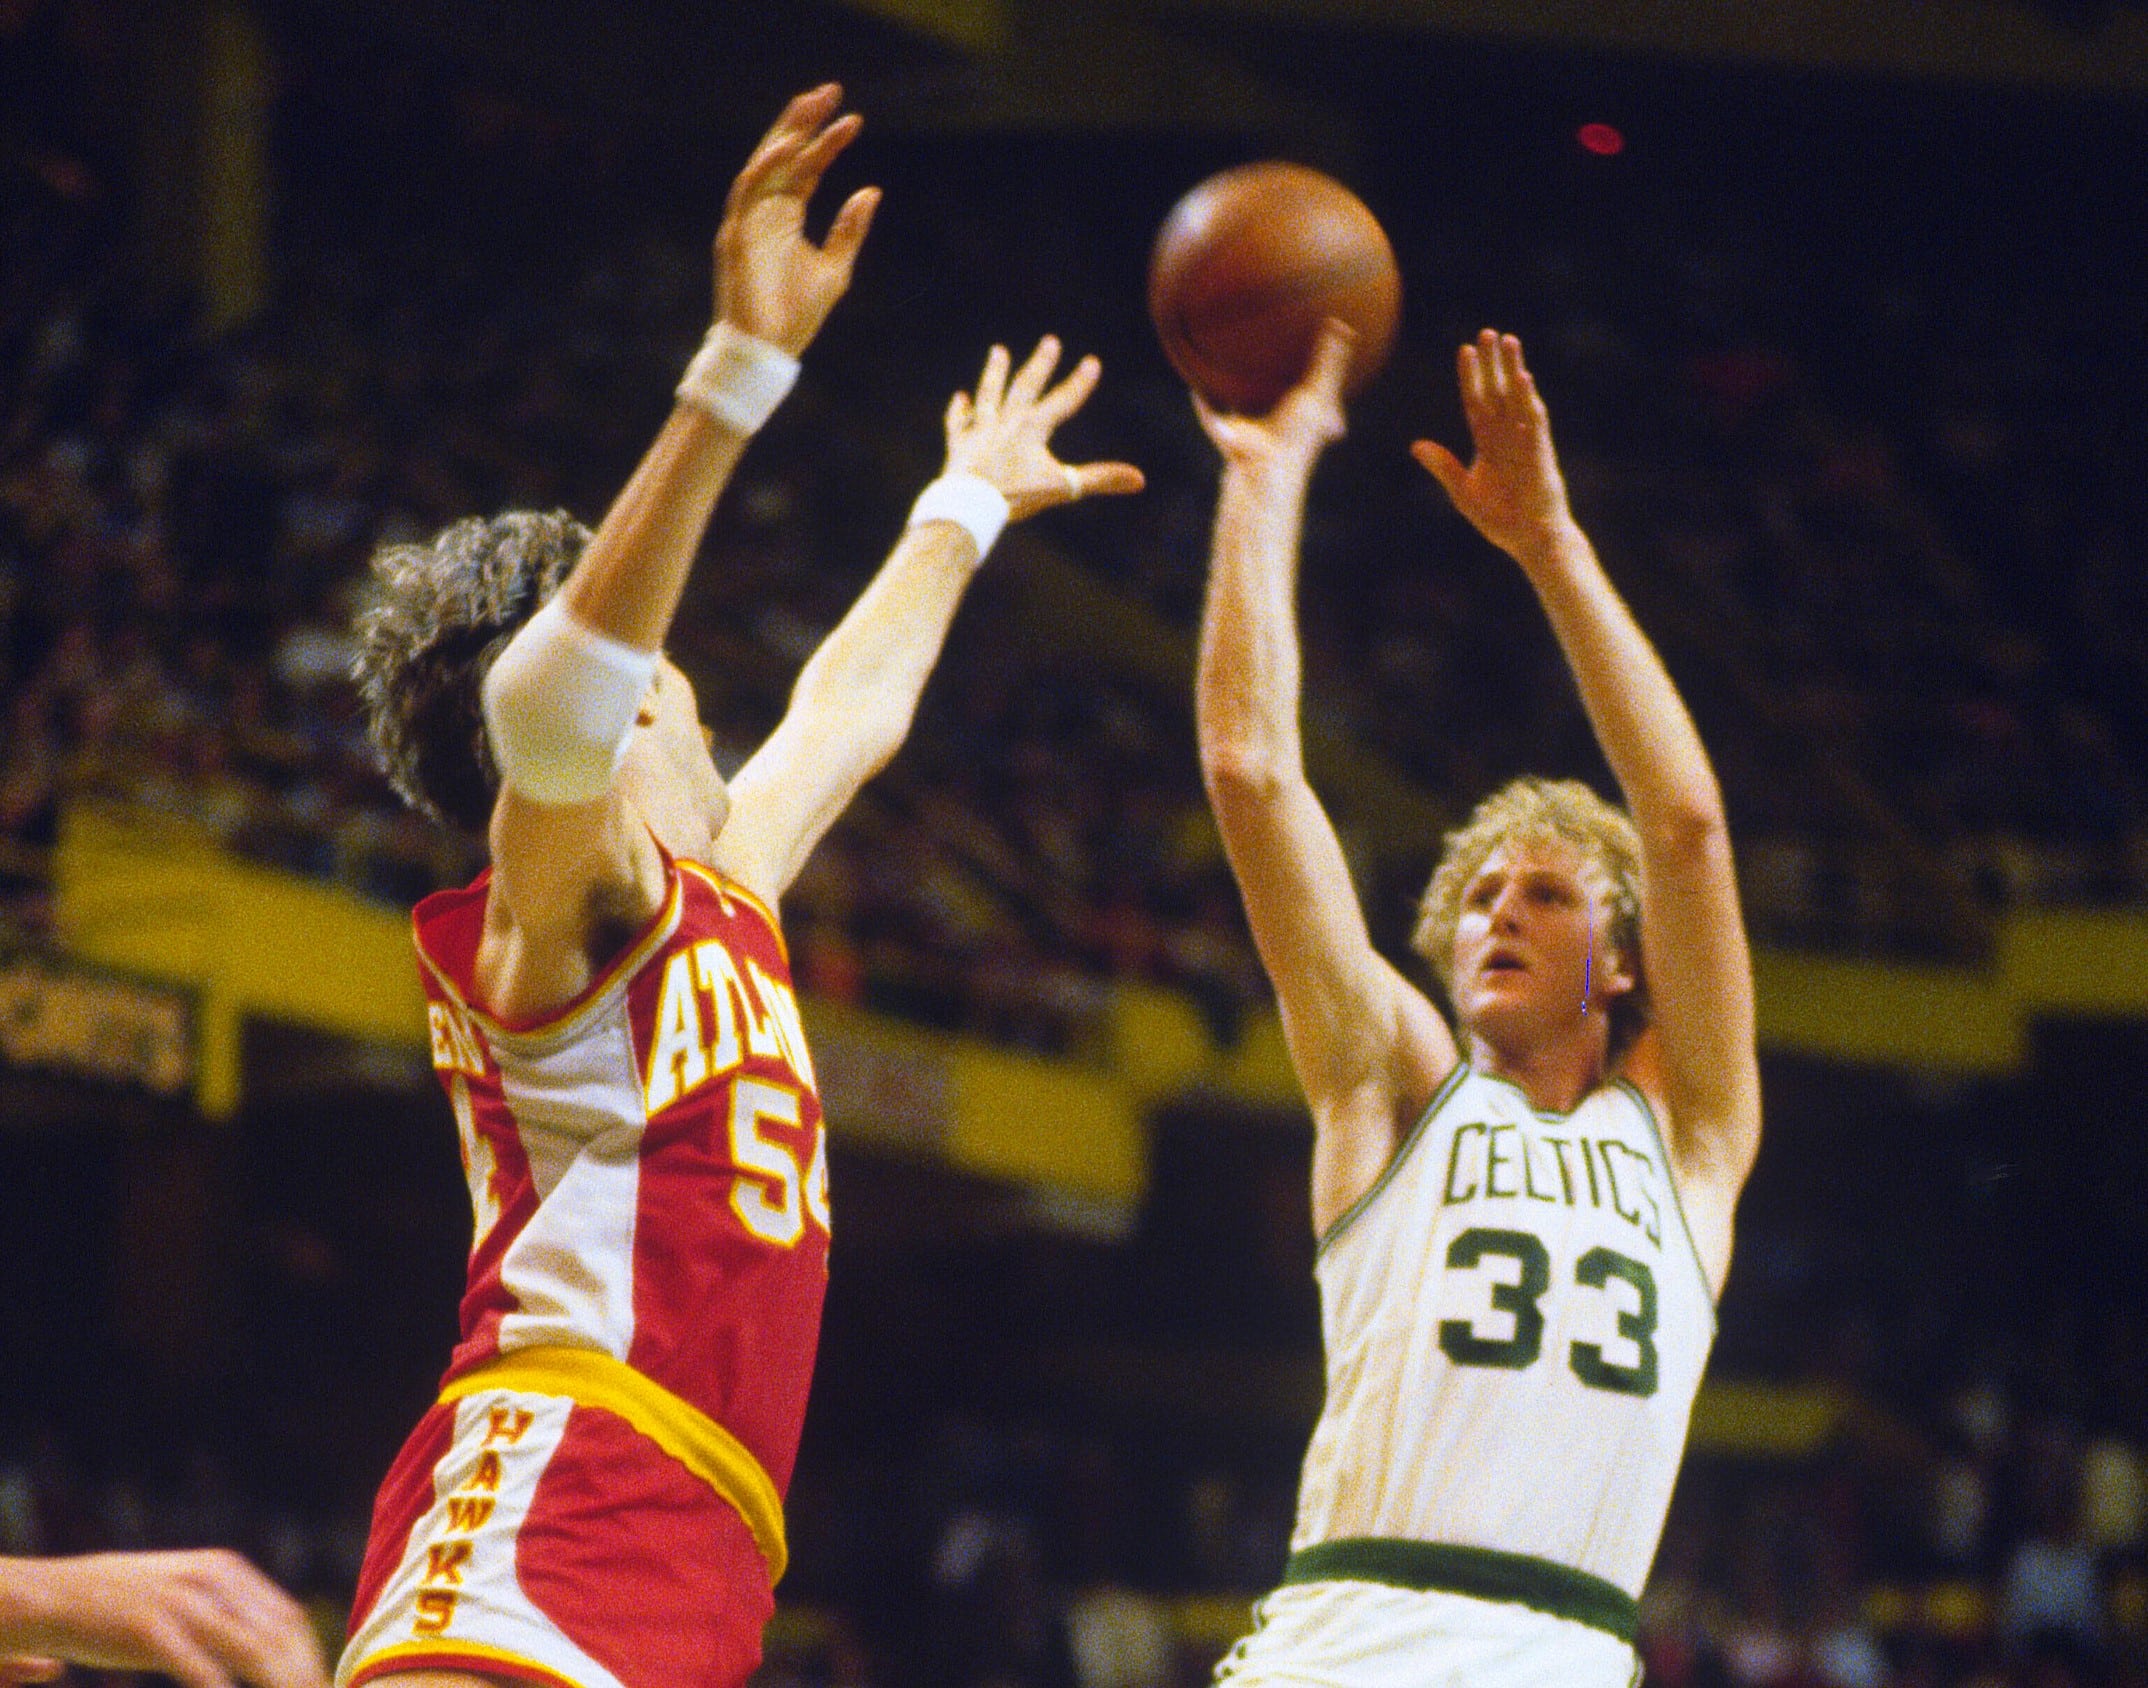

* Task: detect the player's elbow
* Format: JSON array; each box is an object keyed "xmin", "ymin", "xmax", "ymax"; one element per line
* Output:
[
  {"xmin": 484, "ymin": 697, "xmax": 615, "ymax": 807},
  {"xmin": 1200, "ymin": 740, "xmax": 1290, "ymax": 808},
  {"xmin": 849, "ymin": 729, "xmax": 904, "ymax": 787},
  {"xmin": 482, "ymin": 611, "xmax": 653, "ymax": 807},
  {"xmin": 1642, "ymin": 789, "xmax": 1731, "ymax": 868}
]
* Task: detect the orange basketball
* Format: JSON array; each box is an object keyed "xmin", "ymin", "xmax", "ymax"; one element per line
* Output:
[{"xmin": 1148, "ymin": 162, "xmax": 1401, "ymax": 416}]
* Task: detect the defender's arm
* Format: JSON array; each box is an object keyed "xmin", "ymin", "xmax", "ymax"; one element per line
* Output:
[
  {"xmin": 0, "ymin": 1552, "xmax": 328, "ymax": 1688},
  {"xmin": 481, "ymin": 85, "xmax": 877, "ymax": 957},
  {"xmin": 717, "ymin": 338, "xmax": 1143, "ymax": 905}
]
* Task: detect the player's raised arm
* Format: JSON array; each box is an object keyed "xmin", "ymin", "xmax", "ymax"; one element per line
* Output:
[
  {"xmin": 1413, "ymin": 330, "xmax": 1760, "ymax": 1279},
  {"xmin": 1196, "ymin": 323, "xmax": 1458, "ymax": 1231},
  {"xmin": 0, "ymin": 1551, "xmax": 328, "ymax": 1688},
  {"xmin": 481, "ymin": 84, "xmax": 878, "ymax": 938},
  {"xmin": 715, "ymin": 337, "xmax": 1142, "ymax": 907}
]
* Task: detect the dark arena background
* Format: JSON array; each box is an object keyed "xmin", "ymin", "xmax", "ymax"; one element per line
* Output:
[{"xmin": 3, "ymin": 1, "xmax": 2147, "ymax": 1684}]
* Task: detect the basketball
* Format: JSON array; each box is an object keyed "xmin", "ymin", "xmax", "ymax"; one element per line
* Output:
[{"xmin": 1148, "ymin": 162, "xmax": 1401, "ymax": 416}]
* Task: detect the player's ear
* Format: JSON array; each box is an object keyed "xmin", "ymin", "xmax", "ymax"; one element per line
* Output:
[
  {"xmin": 1599, "ymin": 939, "xmax": 1638, "ymax": 1002},
  {"xmin": 1591, "ymin": 915, "xmax": 1639, "ymax": 1004}
]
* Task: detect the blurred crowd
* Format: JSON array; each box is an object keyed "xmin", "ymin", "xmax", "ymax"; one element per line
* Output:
[
  {"xmin": 4, "ymin": 29, "xmax": 2146, "ymax": 1058},
  {"xmin": 1636, "ymin": 1276, "xmax": 2148, "ymax": 1688}
]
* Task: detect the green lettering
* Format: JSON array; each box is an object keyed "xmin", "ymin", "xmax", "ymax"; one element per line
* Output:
[
  {"xmin": 1485, "ymin": 1124, "xmax": 1520, "ymax": 1199},
  {"xmin": 1597, "ymin": 1142, "xmax": 1658, "ymax": 1240},
  {"xmin": 1544, "ymin": 1137, "xmax": 1577, "ymax": 1203},
  {"xmin": 1570, "ymin": 1247, "xmax": 1660, "ymax": 1397},
  {"xmin": 1521, "ymin": 1135, "xmax": 1559, "ymax": 1202},
  {"xmin": 1443, "ymin": 1123, "xmax": 1486, "ymax": 1205},
  {"xmin": 1597, "ymin": 1141, "xmax": 1639, "ymax": 1229},
  {"xmin": 1635, "ymin": 1163, "xmax": 1663, "ymax": 1247},
  {"xmin": 1438, "ymin": 1227, "xmax": 1548, "ymax": 1370}
]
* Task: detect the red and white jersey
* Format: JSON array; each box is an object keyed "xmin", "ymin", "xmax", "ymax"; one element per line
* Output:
[{"xmin": 412, "ymin": 854, "xmax": 828, "ymax": 1500}]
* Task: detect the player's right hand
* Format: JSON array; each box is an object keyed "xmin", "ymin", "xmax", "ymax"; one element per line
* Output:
[
  {"xmin": 715, "ymin": 83, "xmax": 879, "ymax": 357},
  {"xmin": 0, "ymin": 1550, "xmax": 330, "ymax": 1688},
  {"xmin": 1193, "ymin": 317, "xmax": 1352, "ymax": 471},
  {"xmin": 1185, "ymin": 319, "xmax": 1348, "ymax": 472}
]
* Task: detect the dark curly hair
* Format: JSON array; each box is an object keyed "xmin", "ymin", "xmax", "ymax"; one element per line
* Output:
[{"xmin": 353, "ymin": 510, "xmax": 591, "ymax": 834}]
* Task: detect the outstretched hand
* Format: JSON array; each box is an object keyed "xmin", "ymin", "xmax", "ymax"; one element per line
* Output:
[
  {"xmin": 1412, "ymin": 330, "xmax": 1576, "ymax": 564},
  {"xmin": 1193, "ymin": 319, "xmax": 1354, "ymax": 473},
  {"xmin": 0, "ymin": 1550, "xmax": 328, "ymax": 1688},
  {"xmin": 716, "ymin": 83, "xmax": 880, "ymax": 356},
  {"xmin": 942, "ymin": 338, "xmax": 1145, "ymax": 523}
]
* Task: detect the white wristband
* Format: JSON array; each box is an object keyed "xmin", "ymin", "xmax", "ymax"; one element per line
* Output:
[
  {"xmin": 675, "ymin": 321, "xmax": 800, "ymax": 433},
  {"xmin": 907, "ymin": 473, "xmax": 1010, "ymax": 559}
]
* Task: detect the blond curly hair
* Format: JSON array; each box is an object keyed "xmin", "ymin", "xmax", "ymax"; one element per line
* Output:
[{"xmin": 1412, "ymin": 775, "xmax": 1648, "ymax": 1056}]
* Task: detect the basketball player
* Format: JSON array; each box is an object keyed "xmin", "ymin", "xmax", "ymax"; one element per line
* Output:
[
  {"xmin": 1192, "ymin": 322, "xmax": 1760, "ymax": 1686},
  {"xmin": 0, "ymin": 1549, "xmax": 327, "ymax": 1688},
  {"xmin": 336, "ymin": 85, "xmax": 1141, "ymax": 1688}
]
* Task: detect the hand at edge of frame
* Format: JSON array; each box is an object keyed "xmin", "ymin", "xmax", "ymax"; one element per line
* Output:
[{"xmin": 0, "ymin": 1550, "xmax": 330, "ymax": 1688}]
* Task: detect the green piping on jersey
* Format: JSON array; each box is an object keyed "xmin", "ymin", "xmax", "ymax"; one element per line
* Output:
[
  {"xmin": 1315, "ymin": 1058, "xmax": 1473, "ymax": 1258},
  {"xmin": 1474, "ymin": 1065, "xmax": 1602, "ymax": 1122},
  {"xmin": 1282, "ymin": 1537, "xmax": 1639, "ymax": 1644},
  {"xmin": 1614, "ymin": 1078, "xmax": 1720, "ymax": 1321}
]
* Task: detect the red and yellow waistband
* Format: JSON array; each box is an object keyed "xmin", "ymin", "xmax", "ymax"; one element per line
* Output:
[{"xmin": 440, "ymin": 1345, "xmax": 787, "ymax": 1582}]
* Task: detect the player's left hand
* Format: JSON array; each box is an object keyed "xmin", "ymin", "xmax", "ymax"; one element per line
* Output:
[
  {"xmin": 715, "ymin": 83, "xmax": 879, "ymax": 357},
  {"xmin": 942, "ymin": 337, "xmax": 1145, "ymax": 524},
  {"xmin": 1412, "ymin": 330, "xmax": 1578, "ymax": 566}
]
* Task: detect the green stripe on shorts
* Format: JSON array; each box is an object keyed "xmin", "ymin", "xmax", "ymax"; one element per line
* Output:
[{"xmin": 1282, "ymin": 1538, "xmax": 1639, "ymax": 1644}]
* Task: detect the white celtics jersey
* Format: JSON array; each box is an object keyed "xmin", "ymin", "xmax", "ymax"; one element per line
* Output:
[{"xmin": 1290, "ymin": 1060, "xmax": 1715, "ymax": 1605}]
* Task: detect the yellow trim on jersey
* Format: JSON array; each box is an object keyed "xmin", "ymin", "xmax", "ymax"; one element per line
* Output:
[
  {"xmin": 676, "ymin": 859, "xmax": 788, "ymax": 967},
  {"xmin": 419, "ymin": 867, "xmax": 686, "ymax": 1050},
  {"xmin": 440, "ymin": 1346, "xmax": 788, "ymax": 1582},
  {"xmin": 345, "ymin": 1639, "xmax": 587, "ymax": 1688}
]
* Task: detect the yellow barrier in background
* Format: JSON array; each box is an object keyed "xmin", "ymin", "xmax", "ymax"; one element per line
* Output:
[
  {"xmin": 52, "ymin": 804, "xmax": 1146, "ymax": 1206},
  {"xmin": 52, "ymin": 801, "xmax": 2148, "ymax": 1183},
  {"xmin": 55, "ymin": 805, "xmax": 425, "ymax": 1116}
]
